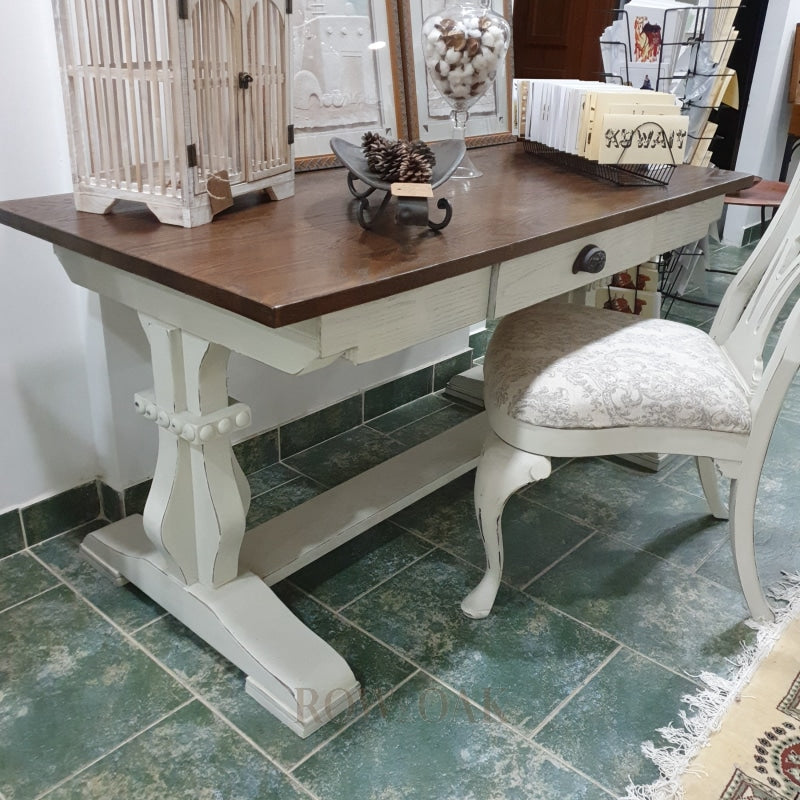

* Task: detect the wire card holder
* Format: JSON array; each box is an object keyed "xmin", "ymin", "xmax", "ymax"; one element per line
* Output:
[
  {"xmin": 521, "ymin": 139, "xmax": 676, "ymax": 187},
  {"xmin": 514, "ymin": 78, "xmax": 686, "ymax": 186}
]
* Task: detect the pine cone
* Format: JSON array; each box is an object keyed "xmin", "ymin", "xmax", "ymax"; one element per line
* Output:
[
  {"xmin": 377, "ymin": 143, "xmax": 406, "ymax": 183},
  {"xmin": 398, "ymin": 147, "xmax": 434, "ymax": 183},
  {"xmin": 362, "ymin": 131, "xmax": 391, "ymax": 173},
  {"xmin": 361, "ymin": 132, "xmax": 436, "ymax": 183},
  {"xmin": 409, "ymin": 140, "xmax": 436, "ymax": 170}
]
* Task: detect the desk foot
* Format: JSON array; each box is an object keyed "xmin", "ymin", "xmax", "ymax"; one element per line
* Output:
[{"xmin": 80, "ymin": 516, "xmax": 361, "ymax": 738}]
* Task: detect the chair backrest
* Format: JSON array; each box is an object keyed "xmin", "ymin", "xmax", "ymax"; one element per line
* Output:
[{"xmin": 711, "ymin": 170, "xmax": 800, "ymax": 417}]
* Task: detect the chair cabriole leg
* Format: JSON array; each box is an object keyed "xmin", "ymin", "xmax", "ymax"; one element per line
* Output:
[
  {"xmin": 461, "ymin": 431, "xmax": 551, "ymax": 619},
  {"xmin": 729, "ymin": 475, "xmax": 774, "ymax": 622}
]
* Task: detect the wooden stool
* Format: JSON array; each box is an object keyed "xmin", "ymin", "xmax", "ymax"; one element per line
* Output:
[{"xmin": 724, "ymin": 178, "xmax": 789, "ymax": 236}]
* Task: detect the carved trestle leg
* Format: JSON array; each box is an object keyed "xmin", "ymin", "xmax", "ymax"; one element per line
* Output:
[
  {"xmin": 461, "ymin": 431, "xmax": 551, "ymax": 619},
  {"xmin": 136, "ymin": 316, "xmax": 252, "ymax": 584},
  {"xmin": 80, "ymin": 314, "xmax": 360, "ymax": 737}
]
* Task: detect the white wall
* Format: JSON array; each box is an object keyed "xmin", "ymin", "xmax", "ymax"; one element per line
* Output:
[
  {"xmin": 0, "ymin": 1, "xmax": 98, "ymax": 511},
  {"xmin": 0, "ymin": 0, "xmax": 472, "ymax": 508},
  {"xmin": 722, "ymin": 0, "xmax": 800, "ymax": 243}
]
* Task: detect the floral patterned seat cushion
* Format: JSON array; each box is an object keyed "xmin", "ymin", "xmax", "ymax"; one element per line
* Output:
[{"xmin": 484, "ymin": 303, "xmax": 751, "ymax": 433}]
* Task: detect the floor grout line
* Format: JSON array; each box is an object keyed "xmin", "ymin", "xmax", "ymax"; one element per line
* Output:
[
  {"xmin": 129, "ymin": 611, "xmax": 169, "ymax": 635},
  {"xmin": 286, "ymin": 580, "xmax": 624, "ymax": 760},
  {"xmin": 519, "ymin": 528, "xmax": 600, "ymax": 590},
  {"xmin": 278, "ymin": 581, "xmax": 619, "ymax": 799},
  {"xmin": 343, "ymin": 526, "xmax": 720, "ymax": 688},
  {"xmin": 363, "ymin": 395, "xmax": 458, "ymax": 436},
  {"xmin": 332, "ymin": 545, "xmax": 437, "ymax": 613},
  {"xmin": 287, "ymin": 670, "xmax": 422, "ymax": 774},
  {"xmin": 302, "ymin": 536, "xmax": 716, "ymax": 690},
  {"xmin": 0, "ymin": 582, "xmax": 61, "ymax": 616},
  {"xmin": 22, "ymin": 549, "xmax": 318, "ymax": 797},
  {"xmin": 416, "ymin": 672, "xmax": 617, "ymax": 797},
  {"xmin": 33, "ymin": 699, "xmax": 195, "ymax": 800},
  {"xmin": 528, "ymin": 645, "xmax": 623, "ymax": 739}
]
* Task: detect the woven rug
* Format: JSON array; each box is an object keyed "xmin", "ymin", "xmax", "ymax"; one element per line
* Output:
[{"xmin": 623, "ymin": 577, "xmax": 800, "ymax": 800}]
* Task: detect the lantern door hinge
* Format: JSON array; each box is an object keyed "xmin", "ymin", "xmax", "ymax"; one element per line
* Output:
[
  {"xmin": 287, "ymin": 124, "xmax": 294, "ymax": 145},
  {"xmin": 187, "ymin": 143, "xmax": 198, "ymax": 168},
  {"xmin": 286, "ymin": 0, "xmax": 292, "ymax": 13},
  {"xmin": 178, "ymin": 0, "xmax": 189, "ymax": 19}
]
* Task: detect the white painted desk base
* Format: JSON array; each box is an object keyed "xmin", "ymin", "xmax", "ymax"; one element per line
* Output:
[
  {"xmin": 80, "ymin": 411, "xmax": 484, "ymax": 736},
  {"xmin": 81, "ymin": 518, "xmax": 359, "ymax": 737},
  {"xmin": 55, "ymin": 193, "xmax": 723, "ymax": 736}
]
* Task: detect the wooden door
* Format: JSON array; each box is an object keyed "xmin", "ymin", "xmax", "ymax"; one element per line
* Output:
[{"xmin": 513, "ymin": 0, "xmax": 618, "ymax": 81}]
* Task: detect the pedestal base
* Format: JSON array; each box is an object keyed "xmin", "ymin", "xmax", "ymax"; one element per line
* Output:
[{"xmin": 80, "ymin": 516, "xmax": 361, "ymax": 738}]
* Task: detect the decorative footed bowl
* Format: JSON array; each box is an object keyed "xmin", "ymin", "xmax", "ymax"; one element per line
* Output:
[{"xmin": 330, "ymin": 136, "xmax": 466, "ymax": 230}]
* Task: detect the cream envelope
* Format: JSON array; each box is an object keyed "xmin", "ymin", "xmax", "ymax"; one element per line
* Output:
[{"xmin": 597, "ymin": 112, "xmax": 688, "ymax": 165}]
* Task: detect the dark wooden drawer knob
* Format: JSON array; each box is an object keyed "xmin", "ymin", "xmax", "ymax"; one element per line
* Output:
[{"xmin": 572, "ymin": 244, "xmax": 607, "ymax": 274}]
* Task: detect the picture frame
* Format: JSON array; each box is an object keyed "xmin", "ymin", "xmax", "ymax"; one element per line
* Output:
[
  {"xmin": 292, "ymin": 0, "xmax": 408, "ymax": 171},
  {"xmin": 398, "ymin": 0, "xmax": 515, "ymax": 148}
]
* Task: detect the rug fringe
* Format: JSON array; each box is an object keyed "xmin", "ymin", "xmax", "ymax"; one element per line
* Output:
[{"xmin": 619, "ymin": 572, "xmax": 800, "ymax": 800}]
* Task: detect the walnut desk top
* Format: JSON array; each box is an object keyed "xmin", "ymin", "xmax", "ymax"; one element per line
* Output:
[{"xmin": 0, "ymin": 142, "xmax": 752, "ymax": 329}]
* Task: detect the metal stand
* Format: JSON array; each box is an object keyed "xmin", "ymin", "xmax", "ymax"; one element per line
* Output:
[{"xmin": 345, "ymin": 173, "xmax": 453, "ymax": 231}]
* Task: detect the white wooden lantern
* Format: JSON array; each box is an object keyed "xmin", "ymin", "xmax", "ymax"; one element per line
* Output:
[{"xmin": 51, "ymin": 0, "xmax": 294, "ymax": 227}]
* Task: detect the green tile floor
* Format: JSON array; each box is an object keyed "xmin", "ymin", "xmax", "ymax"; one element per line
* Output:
[{"xmin": 4, "ymin": 242, "xmax": 800, "ymax": 799}]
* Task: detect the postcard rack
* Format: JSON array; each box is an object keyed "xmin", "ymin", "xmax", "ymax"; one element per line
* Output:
[
  {"xmin": 599, "ymin": 2, "xmax": 741, "ymax": 167},
  {"xmin": 522, "ymin": 140, "xmax": 675, "ymax": 187}
]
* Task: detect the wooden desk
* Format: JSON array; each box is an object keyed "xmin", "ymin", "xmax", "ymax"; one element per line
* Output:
[{"xmin": 0, "ymin": 144, "xmax": 751, "ymax": 736}]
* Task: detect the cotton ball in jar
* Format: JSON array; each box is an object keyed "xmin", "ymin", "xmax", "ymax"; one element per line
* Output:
[
  {"xmin": 448, "ymin": 66, "xmax": 465, "ymax": 83},
  {"xmin": 482, "ymin": 49, "xmax": 499, "ymax": 70},
  {"xmin": 471, "ymin": 52, "xmax": 487, "ymax": 72}
]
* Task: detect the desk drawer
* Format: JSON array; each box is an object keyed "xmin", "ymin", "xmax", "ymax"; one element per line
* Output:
[
  {"xmin": 490, "ymin": 197, "xmax": 722, "ymax": 319},
  {"xmin": 319, "ymin": 267, "xmax": 493, "ymax": 364}
]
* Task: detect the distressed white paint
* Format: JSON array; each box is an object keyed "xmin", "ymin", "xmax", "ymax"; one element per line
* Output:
[{"xmin": 80, "ymin": 515, "xmax": 360, "ymax": 737}]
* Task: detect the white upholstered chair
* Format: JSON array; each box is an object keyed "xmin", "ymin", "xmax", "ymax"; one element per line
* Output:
[{"xmin": 463, "ymin": 171, "xmax": 800, "ymax": 624}]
